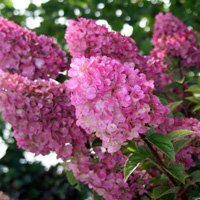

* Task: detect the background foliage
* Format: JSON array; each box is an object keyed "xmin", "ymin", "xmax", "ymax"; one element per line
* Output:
[{"xmin": 0, "ymin": 0, "xmax": 200, "ymax": 199}]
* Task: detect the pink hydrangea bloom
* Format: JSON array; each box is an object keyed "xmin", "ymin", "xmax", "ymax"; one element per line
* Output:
[
  {"xmin": 152, "ymin": 12, "xmax": 200, "ymax": 68},
  {"xmin": 67, "ymin": 56, "xmax": 169, "ymax": 152},
  {"xmin": 65, "ymin": 18, "xmax": 139, "ymax": 63},
  {"xmin": 65, "ymin": 17, "xmax": 177, "ymax": 91},
  {"xmin": 157, "ymin": 117, "xmax": 200, "ymax": 169},
  {"xmin": 143, "ymin": 49, "xmax": 170, "ymax": 89},
  {"xmin": 65, "ymin": 17, "xmax": 174, "ymax": 90},
  {"xmin": 0, "ymin": 17, "xmax": 67, "ymax": 80},
  {"xmin": 176, "ymin": 146, "xmax": 200, "ymax": 170},
  {"xmin": 66, "ymin": 145, "xmax": 152, "ymax": 200},
  {"xmin": 0, "ymin": 71, "xmax": 86, "ymax": 159}
]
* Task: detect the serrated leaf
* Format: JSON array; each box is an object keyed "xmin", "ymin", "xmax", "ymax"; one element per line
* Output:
[
  {"xmin": 147, "ymin": 132, "xmax": 175, "ymax": 160},
  {"xmin": 124, "ymin": 154, "xmax": 144, "ymax": 181},
  {"xmin": 167, "ymin": 163, "xmax": 187, "ymax": 184},
  {"xmin": 152, "ymin": 186, "xmax": 179, "ymax": 199},
  {"xmin": 169, "ymin": 100, "xmax": 183, "ymax": 112},
  {"xmin": 173, "ymin": 139, "xmax": 192, "ymax": 153},
  {"xmin": 167, "ymin": 129, "xmax": 198, "ymax": 140}
]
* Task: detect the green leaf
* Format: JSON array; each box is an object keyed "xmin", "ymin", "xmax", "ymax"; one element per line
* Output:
[
  {"xmin": 125, "ymin": 141, "xmax": 138, "ymax": 153},
  {"xmin": 185, "ymin": 96, "xmax": 200, "ymax": 103},
  {"xmin": 167, "ymin": 129, "xmax": 198, "ymax": 140},
  {"xmin": 66, "ymin": 170, "xmax": 81, "ymax": 191},
  {"xmin": 169, "ymin": 100, "xmax": 183, "ymax": 112},
  {"xmin": 186, "ymin": 85, "xmax": 200, "ymax": 93},
  {"xmin": 121, "ymin": 141, "xmax": 138, "ymax": 156},
  {"xmin": 173, "ymin": 68, "xmax": 182, "ymax": 82},
  {"xmin": 192, "ymin": 104, "xmax": 200, "ymax": 112},
  {"xmin": 124, "ymin": 154, "xmax": 144, "ymax": 181},
  {"xmin": 173, "ymin": 139, "xmax": 192, "ymax": 153},
  {"xmin": 137, "ymin": 146, "xmax": 159, "ymax": 167},
  {"xmin": 152, "ymin": 186, "xmax": 179, "ymax": 199},
  {"xmin": 151, "ymin": 175, "xmax": 169, "ymax": 185},
  {"xmin": 186, "ymin": 170, "xmax": 200, "ymax": 188},
  {"xmin": 167, "ymin": 163, "xmax": 187, "ymax": 184},
  {"xmin": 93, "ymin": 192, "xmax": 103, "ymax": 200},
  {"xmin": 159, "ymin": 96, "xmax": 168, "ymax": 105},
  {"xmin": 147, "ymin": 132, "xmax": 175, "ymax": 160}
]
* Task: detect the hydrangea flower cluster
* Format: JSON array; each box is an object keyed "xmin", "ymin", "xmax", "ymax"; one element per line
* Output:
[
  {"xmin": 67, "ymin": 144, "xmax": 153, "ymax": 200},
  {"xmin": 0, "ymin": 71, "xmax": 87, "ymax": 159},
  {"xmin": 143, "ymin": 52, "xmax": 170, "ymax": 90},
  {"xmin": 67, "ymin": 56, "xmax": 169, "ymax": 152},
  {"xmin": 0, "ymin": 17, "xmax": 67, "ymax": 80},
  {"xmin": 65, "ymin": 18, "xmax": 139, "ymax": 63},
  {"xmin": 152, "ymin": 12, "xmax": 200, "ymax": 68},
  {"xmin": 65, "ymin": 17, "xmax": 174, "ymax": 91},
  {"xmin": 157, "ymin": 117, "xmax": 200, "ymax": 169},
  {"xmin": 144, "ymin": 13, "xmax": 200, "ymax": 89},
  {"xmin": 1, "ymin": 13, "xmax": 200, "ymax": 200},
  {"xmin": 65, "ymin": 18, "xmax": 156, "ymax": 86}
]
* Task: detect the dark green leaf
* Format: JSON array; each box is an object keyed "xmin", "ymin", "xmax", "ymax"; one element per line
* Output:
[
  {"xmin": 66, "ymin": 170, "xmax": 81, "ymax": 191},
  {"xmin": 147, "ymin": 132, "xmax": 175, "ymax": 160},
  {"xmin": 121, "ymin": 141, "xmax": 138, "ymax": 156},
  {"xmin": 169, "ymin": 100, "xmax": 183, "ymax": 112},
  {"xmin": 167, "ymin": 163, "xmax": 187, "ymax": 184},
  {"xmin": 93, "ymin": 192, "xmax": 103, "ymax": 200},
  {"xmin": 192, "ymin": 105, "xmax": 200, "ymax": 112},
  {"xmin": 151, "ymin": 175, "xmax": 169, "ymax": 185},
  {"xmin": 137, "ymin": 146, "xmax": 159, "ymax": 167},
  {"xmin": 152, "ymin": 186, "xmax": 179, "ymax": 199},
  {"xmin": 173, "ymin": 139, "xmax": 192, "ymax": 153},
  {"xmin": 186, "ymin": 170, "xmax": 200, "ymax": 188},
  {"xmin": 125, "ymin": 141, "xmax": 138, "ymax": 153}
]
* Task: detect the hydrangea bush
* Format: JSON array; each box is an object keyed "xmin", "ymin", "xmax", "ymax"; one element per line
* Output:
[{"xmin": 0, "ymin": 13, "xmax": 200, "ymax": 199}]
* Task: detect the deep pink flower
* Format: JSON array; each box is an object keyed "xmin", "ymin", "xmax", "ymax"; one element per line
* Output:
[
  {"xmin": 152, "ymin": 12, "xmax": 200, "ymax": 68},
  {"xmin": 65, "ymin": 17, "xmax": 176, "ymax": 90},
  {"xmin": 143, "ymin": 50, "xmax": 170, "ymax": 89},
  {"xmin": 0, "ymin": 71, "xmax": 86, "ymax": 159},
  {"xmin": 65, "ymin": 18, "xmax": 139, "ymax": 63},
  {"xmin": 66, "ymin": 144, "xmax": 152, "ymax": 200},
  {"xmin": 0, "ymin": 17, "xmax": 67, "ymax": 80},
  {"xmin": 67, "ymin": 56, "xmax": 169, "ymax": 152}
]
